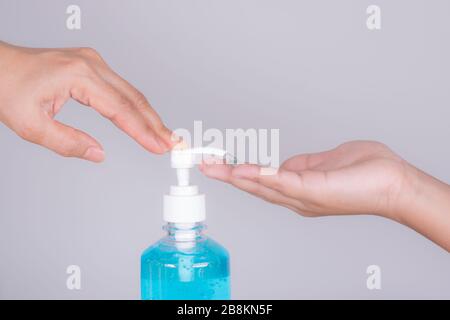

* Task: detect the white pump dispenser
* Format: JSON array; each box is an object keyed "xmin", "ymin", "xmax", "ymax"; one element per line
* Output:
[{"xmin": 163, "ymin": 147, "xmax": 228, "ymax": 224}]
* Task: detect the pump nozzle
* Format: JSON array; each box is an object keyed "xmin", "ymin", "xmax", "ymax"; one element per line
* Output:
[
  {"xmin": 164, "ymin": 147, "xmax": 232, "ymax": 224},
  {"xmin": 171, "ymin": 147, "xmax": 235, "ymax": 186}
]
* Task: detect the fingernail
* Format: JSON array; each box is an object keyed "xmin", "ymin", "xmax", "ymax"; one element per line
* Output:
[
  {"xmin": 170, "ymin": 132, "xmax": 182, "ymax": 144},
  {"xmin": 84, "ymin": 147, "xmax": 105, "ymax": 162}
]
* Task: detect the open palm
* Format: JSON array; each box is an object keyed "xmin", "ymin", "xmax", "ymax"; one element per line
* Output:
[{"xmin": 200, "ymin": 141, "xmax": 411, "ymax": 218}]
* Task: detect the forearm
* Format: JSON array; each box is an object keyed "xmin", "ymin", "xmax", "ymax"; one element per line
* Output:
[
  {"xmin": 0, "ymin": 41, "xmax": 23, "ymax": 80},
  {"xmin": 396, "ymin": 164, "xmax": 450, "ymax": 251},
  {"xmin": 0, "ymin": 42, "xmax": 26, "ymax": 126},
  {"xmin": 0, "ymin": 41, "xmax": 14, "ymax": 66}
]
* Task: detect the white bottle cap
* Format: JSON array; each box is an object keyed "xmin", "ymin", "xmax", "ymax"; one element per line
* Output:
[
  {"xmin": 163, "ymin": 186, "xmax": 205, "ymax": 223},
  {"xmin": 163, "ymin": 148, "xmax": 227, "ymax": 223}
]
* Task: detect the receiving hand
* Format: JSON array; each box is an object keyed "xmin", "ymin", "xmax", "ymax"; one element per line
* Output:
[
  {"xmin": 200, "ymin": 141, "xmax": 411, "ymax": 218},
  {"xmin": 201, "ymin": 140, "xmax": 450, "ymax": 251}
]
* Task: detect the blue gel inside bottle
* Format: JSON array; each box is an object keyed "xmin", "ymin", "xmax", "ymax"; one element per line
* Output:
[{"xmin": 141, "ymin": 223, "xmax": 230, "ymax": 300}]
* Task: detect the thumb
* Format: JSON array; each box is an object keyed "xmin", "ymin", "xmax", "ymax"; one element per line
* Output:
[{"xmin": 39, "ymin": 119, "xmax": 105, "ymax": 162}]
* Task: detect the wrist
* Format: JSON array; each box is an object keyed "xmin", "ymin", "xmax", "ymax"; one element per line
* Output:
[
  {"xmin": 0, "ymin": 42, "xmax": 24, "ymax": 70},
  {"xmin": 388, "ymin": 162, "xmax": 450, "ymax": 251},
  {"xmin": 382, "ymin": 160, "xmax": 422, "ymax": 223}
]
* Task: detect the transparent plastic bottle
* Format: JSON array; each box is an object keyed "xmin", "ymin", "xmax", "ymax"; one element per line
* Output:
[
  {"xmin": 140, "ymin": 147, "xmax": 231, "ymax": 300},
  {"xmin": 141, "ymin": 222, "xmax": 230, "ymax": 300}
]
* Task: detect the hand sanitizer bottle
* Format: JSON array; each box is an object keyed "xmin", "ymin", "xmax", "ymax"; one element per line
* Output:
[{"xmin": 141, "ymin": 148, "xmax": 231, "ymax": 300}]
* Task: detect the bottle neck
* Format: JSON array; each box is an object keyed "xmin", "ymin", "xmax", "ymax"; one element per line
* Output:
[{"xmin": 164, "ymin": 222, "xmax": 206, "ymax": 242}]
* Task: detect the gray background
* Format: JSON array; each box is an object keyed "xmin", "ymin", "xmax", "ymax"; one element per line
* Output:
[{"xmin": 0, "ymin": 0, "xmax": 449, "ymax": 299}]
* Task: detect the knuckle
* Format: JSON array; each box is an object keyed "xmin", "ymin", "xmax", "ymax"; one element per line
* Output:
[
  {"xmin": 78, "ymin": 47, "xmax": 103, "ymax": 61},
  {"xmin": 133, "ymin": 92, "xmax": 149, "ymax": 111},
  {"xmin": 78, "ymin": 47, "xmax": 96, "ymax": 56},
  {"xmin": 118, "ymin": 95, "xmax": 133, "ymax": 111},
  {"xmin": 65, "ymin": 56, "xmax": 92, "ymax": 74},
  {"xmin": 110, "ymin": 95, "xmax": 133, "ymax": 122},
  {"xmin": 58, "ymin": 149, "xmax": 72, "ymax": 158},
  {"xmin": 59, "ymin": 146, "xmax": 78, "ymax": 158}
]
